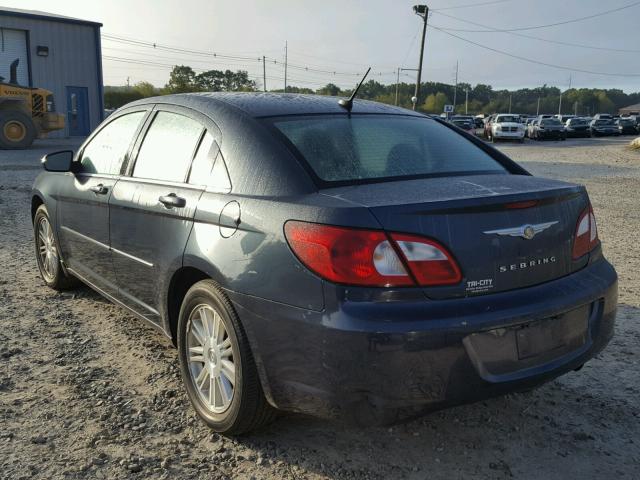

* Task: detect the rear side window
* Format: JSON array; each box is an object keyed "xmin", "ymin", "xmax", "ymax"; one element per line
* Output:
[
  {"xmin": 271, "ymin": 115, "xmax": 506, "ymax": 184},
  {"xmin": 133, "ymin": 111, "xmax": 203, "ymax": 183},
  {"xmin": 79, "ymin": 111, "xmax": 145, "ymax": 175},
  {"xmin": 188, "ymin": 132, "xmax": 231, "ymax": 192}
]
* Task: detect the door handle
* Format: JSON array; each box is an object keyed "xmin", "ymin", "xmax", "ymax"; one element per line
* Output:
[
  {"xmin": 89, "ymin": 184, "xmax": 108, "ymax": 195},
  {"xmin": 159, "ymin": 193, "xmax": 186, "ymax": 209}
]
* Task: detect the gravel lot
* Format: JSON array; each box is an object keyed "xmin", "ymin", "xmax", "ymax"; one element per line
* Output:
[{"xmin": 1, "ymin": 136, "xmax": 639, "ymax": 480}]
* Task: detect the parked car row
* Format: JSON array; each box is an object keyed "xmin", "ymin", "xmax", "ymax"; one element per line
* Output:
[{"xmin": 471, "ymin": 113, "xmax": 640, "ymax": 143}]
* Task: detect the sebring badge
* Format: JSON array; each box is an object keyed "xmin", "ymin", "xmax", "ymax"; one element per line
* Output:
[{"xmin": 483, "ymin": 221, "xmax": 558, "ymax": 240}]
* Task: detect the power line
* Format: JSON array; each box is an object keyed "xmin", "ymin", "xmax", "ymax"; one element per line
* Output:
[
  {"xmin": 431, "ymin": 0, "xmax": 514, "ymax": 11},
  {"xmin": 434, "ymin": 0, "xmax": 640, "ymax": 32},
  {"xmin": 428, "ymin": 24, "xmax": 640, "ymax": 77},
  {"xmin": 431, "ymin": 11, "xmax": 640, "ymax": 53},
  {"xmin": 101, "ymin": 55, "xmax": 410, "ymax": 88},
  {"xmin": 102, "ymin": 33, "xmax": 397, "ymax": 78}
]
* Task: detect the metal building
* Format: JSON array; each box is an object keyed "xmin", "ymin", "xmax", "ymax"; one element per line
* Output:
[{"xmin": 0, "ymin": 7, "xmax": 103, "ymax": 137}]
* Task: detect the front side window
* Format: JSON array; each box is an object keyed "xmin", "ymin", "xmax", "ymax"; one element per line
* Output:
[
  {"xmin": 271, "ymin": 115, "xmax": 507, "ymax": 184},
  {"xmin": 79, "ymin": 111, "xmax": 145, "ymax": 175},
  {"xmin": 133, "ymin": 111, "xmax": 204, "ymax": 183}
]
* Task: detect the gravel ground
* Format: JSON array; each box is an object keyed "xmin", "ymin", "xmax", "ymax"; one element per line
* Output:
[{"xmin": 1, "ymin": 136, "xmax": 639, "ymax": 480}]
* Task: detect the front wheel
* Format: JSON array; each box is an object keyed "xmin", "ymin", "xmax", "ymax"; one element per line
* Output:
[
  {"xmin": 177, "ymin": 280, "xmax": 275, "ymax": 435},
  {"xmin": 34, "ymin": 205, "xmax": 79, "ymax": 290}
]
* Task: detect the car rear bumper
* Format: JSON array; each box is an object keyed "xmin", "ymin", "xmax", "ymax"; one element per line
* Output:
[{"xmin": 229, "ymin": 258, "xmax": 617, "ymax": 422}]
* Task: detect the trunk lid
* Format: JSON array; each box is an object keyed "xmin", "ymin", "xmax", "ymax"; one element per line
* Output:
[{"xmin": 321, "ymin": 174, "xmax": 589, "ymax": 299}]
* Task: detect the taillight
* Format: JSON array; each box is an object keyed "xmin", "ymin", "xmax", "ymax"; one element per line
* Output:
[
  {"xmin": 284, "ymin": 221, "xmax": 462, "ymax": 287},
  {"xmin": 391, "ymin": 233, "xmax": 462, "ymax": 286},
  {"xmin": 572, "ymin": 204, "xmax": 599, "ymax": 259}
]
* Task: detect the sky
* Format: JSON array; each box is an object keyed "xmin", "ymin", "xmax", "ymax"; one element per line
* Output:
[{"xmin": 5, "ymin": 0, "xmax": 640, "ymax": 92}]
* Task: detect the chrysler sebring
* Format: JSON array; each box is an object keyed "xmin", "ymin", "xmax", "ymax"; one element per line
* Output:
[{"xmin": 31, "ymin": 93, "xmax": 617, "ymax": 434}]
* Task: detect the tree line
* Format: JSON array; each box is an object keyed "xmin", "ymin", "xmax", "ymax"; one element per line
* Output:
[{"xmin": 104, "ymin": 64, "xmax": 640, "ymax": 115}]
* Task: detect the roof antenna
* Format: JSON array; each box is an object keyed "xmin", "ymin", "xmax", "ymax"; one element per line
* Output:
[{"xmin": 338, "ymin": 67, "xmax": 371, "ymax": 112}]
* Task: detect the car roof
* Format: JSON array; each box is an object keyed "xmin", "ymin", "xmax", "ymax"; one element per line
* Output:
[{"xmin": 126, "ymin": 92, "xmax": 422, "ymax": 118}]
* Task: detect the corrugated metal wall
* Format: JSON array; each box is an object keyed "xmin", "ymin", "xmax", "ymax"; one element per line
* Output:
[{"xmin": 0, "ymin": 14, "xmax": 102, "ymax": 138}]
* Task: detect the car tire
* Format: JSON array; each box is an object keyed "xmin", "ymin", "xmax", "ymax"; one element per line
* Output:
[
  {"xmin": 0, "ymin": 110, "xmax": 37, "ymax": 149},
  {"xmin": 177, "ymin": 279, "xmax": 276, "ymax": 435},
  {"xmin": 33, "ymin": 204, "xmax": 79, "ymax": 290}
]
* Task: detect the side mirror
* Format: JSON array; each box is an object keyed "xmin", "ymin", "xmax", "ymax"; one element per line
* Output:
[{"xmin": 42, "ymin": 150, "xmax": 74, "ymax": 172}]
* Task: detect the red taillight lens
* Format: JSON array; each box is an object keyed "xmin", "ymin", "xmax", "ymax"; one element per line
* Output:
[
  {"xmin": 284, "ymin": 221, "xmax": 462, "ymax": 287},
  {"xmin": 572, "ymin": 204, "xmax": 599, "ymax": 259},
  {"xmin": 391, "ymin": 233, "xmax": 462, "ymax": 286}
]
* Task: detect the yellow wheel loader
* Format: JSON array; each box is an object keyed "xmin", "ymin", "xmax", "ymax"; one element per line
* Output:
[{"xmin": 0, "ymin": 59, "xmax": 65, "ymax": 149}]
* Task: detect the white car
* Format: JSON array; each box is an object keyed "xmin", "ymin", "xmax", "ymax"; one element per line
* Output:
[{"xmin": 488, "ymin": 114, "xmax": 525, "ymax": 143}]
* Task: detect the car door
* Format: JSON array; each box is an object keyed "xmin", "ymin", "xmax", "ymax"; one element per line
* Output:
[
  {"xmin": 108, "ymin": 106, "xmax": 217, "ymax": 324},
  {"xmin": 56, "ymin": 108, "xmax": 149, "ymax": 295}
]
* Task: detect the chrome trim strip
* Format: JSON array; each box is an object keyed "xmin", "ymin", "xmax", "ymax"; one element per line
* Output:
[
  {"xmin": 111, "ymin": 246, "xmax": 154, "ymax": 268},
  {"xmin": 60, "ymin": 225, "xmax": 110, "ymax": 250},
  {"xmin": 60, "ymin": 226, "xmax": 154, "ymax": 267}
]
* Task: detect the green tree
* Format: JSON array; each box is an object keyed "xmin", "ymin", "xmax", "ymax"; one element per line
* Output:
[
  {"xmin": 167, "ymin": 65, "xmax": 199, "ymax": 93},
  {"xmin": 133, "ymin": 81, "xmax": 157, "ymax": 98},
  {"xmin": 195, "ymin": 70, "xmax": 224, "ymax": 91},
  {"xmin": 317, "ymin": 83, "xmax": 341, "ymax": 96},
  {"xmin": 423, "ymin": 92, "xmax": 450, "ymax": 113}
]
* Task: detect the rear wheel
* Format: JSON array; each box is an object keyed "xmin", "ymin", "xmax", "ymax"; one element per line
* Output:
[
  {"xmin": 0, "ymin": 110, "xmax": 36, "ymax": 149},
  {"xmin": 33, "ymin": 205, "xmax": 78, "ymax": 290},
  {"xmin": 177, "ymin": 280, "xmax": 275, "ymax": 434}
]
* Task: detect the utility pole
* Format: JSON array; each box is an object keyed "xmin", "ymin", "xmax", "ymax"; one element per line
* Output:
[
  {"xmin": 574, "ymin": 101, "xmax": 578, "ymax": 116},
  {"xmin": 508, "ymin": 92, "xmax": 512, "ymax": 113},
  {"xmin": 559, "ymin": 74, "xmax": 571, "ymax": 115},
  {"xmin": 395, "ymin": 67, "xmax": 400, "ymax": 105},
  {"xmin": 126, "ymin": 76, "xmax": 130, "ymax": 88},
  {"xmin": 284, "ymin": 41, "xmax": 288, "ymax": 93},
  {"xmin": 452, "ymin": 60, "xmax": 458, "ymax": 114},
  {"xmin": 262, "ymin": 56, "xmax": 267, "ymax": 92},
  {"xmin": 465, "ymin": 87, "xmax": 469, "ymax": 115},
  {"xmin": 536, "ymin": 96, "xmax": 541, "ymax": 116},
  {"xmin": 412, "ymin": 5, "xmax": 429, "ymax": 110}
]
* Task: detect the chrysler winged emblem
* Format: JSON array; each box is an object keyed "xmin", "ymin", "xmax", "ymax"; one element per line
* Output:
[{"xmin": 483, "ymin": 221, "xmax": 558, "ymax": 240}]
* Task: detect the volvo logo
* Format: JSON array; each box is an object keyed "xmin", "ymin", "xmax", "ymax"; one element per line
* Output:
[{"xmin": 483, "ymin": 221, "xmax": 558, "ymax": 240}]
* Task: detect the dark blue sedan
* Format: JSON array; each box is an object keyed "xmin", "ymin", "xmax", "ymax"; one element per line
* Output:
[{"xmin": 31, "ymin": 93, "xmax": 617, "ymax": 434}]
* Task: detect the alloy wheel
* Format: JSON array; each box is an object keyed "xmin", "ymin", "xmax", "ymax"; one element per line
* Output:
[
  {"xmin": 186, "ymin": 304, "xmax": 236, "ymax": 413},
  {"xmin": 37, "ymin": 216, "xmax": 58, "ymax": 281}
]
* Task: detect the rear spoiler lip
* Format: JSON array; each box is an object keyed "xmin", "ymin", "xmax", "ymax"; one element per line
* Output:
[{"xmin": 371, "ymin": 186, "xmax": 586, "ymax": 215}]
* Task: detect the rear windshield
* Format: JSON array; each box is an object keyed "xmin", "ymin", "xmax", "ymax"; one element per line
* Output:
[
  {"xmin": 541, "ymin": 119, "xmax": 561, "ymax": 126},
  {"xmin": 569, "ymin": 119, "xmax": 586, "ymax": 125},
  {"xmin": 594, "ymin": 120, "xmax": 612, "ymax": 125},
  {"xmin": 270, "ymin": 115, "xmax": 507, "ymax": 184}
]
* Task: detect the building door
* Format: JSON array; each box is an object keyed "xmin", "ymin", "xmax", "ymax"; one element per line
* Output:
[
  {"xmin": 66, "ymin": 86, "xmax": 90, "ymax": 136},
  {"xmin": 0, "ymin": 28, "xmax": 29, "ymax": 86}
]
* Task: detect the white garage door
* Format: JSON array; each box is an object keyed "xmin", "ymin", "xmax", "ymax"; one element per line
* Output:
[{"xmin": 0, "ymin": 27, "xmax": 28, "ymax": 86}]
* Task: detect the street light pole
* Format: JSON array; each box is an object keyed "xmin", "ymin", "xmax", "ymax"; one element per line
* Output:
[
  {"xmin": 412, "ymin": 5, "xmax": 429, "ymax": 111},
  {"xmin": 465, "ymin": 87, "xmax": 469, "ymax": 115},
  {"xmin": 395, "ymin": 67, "xmax": 400, "ymax": 105}
]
